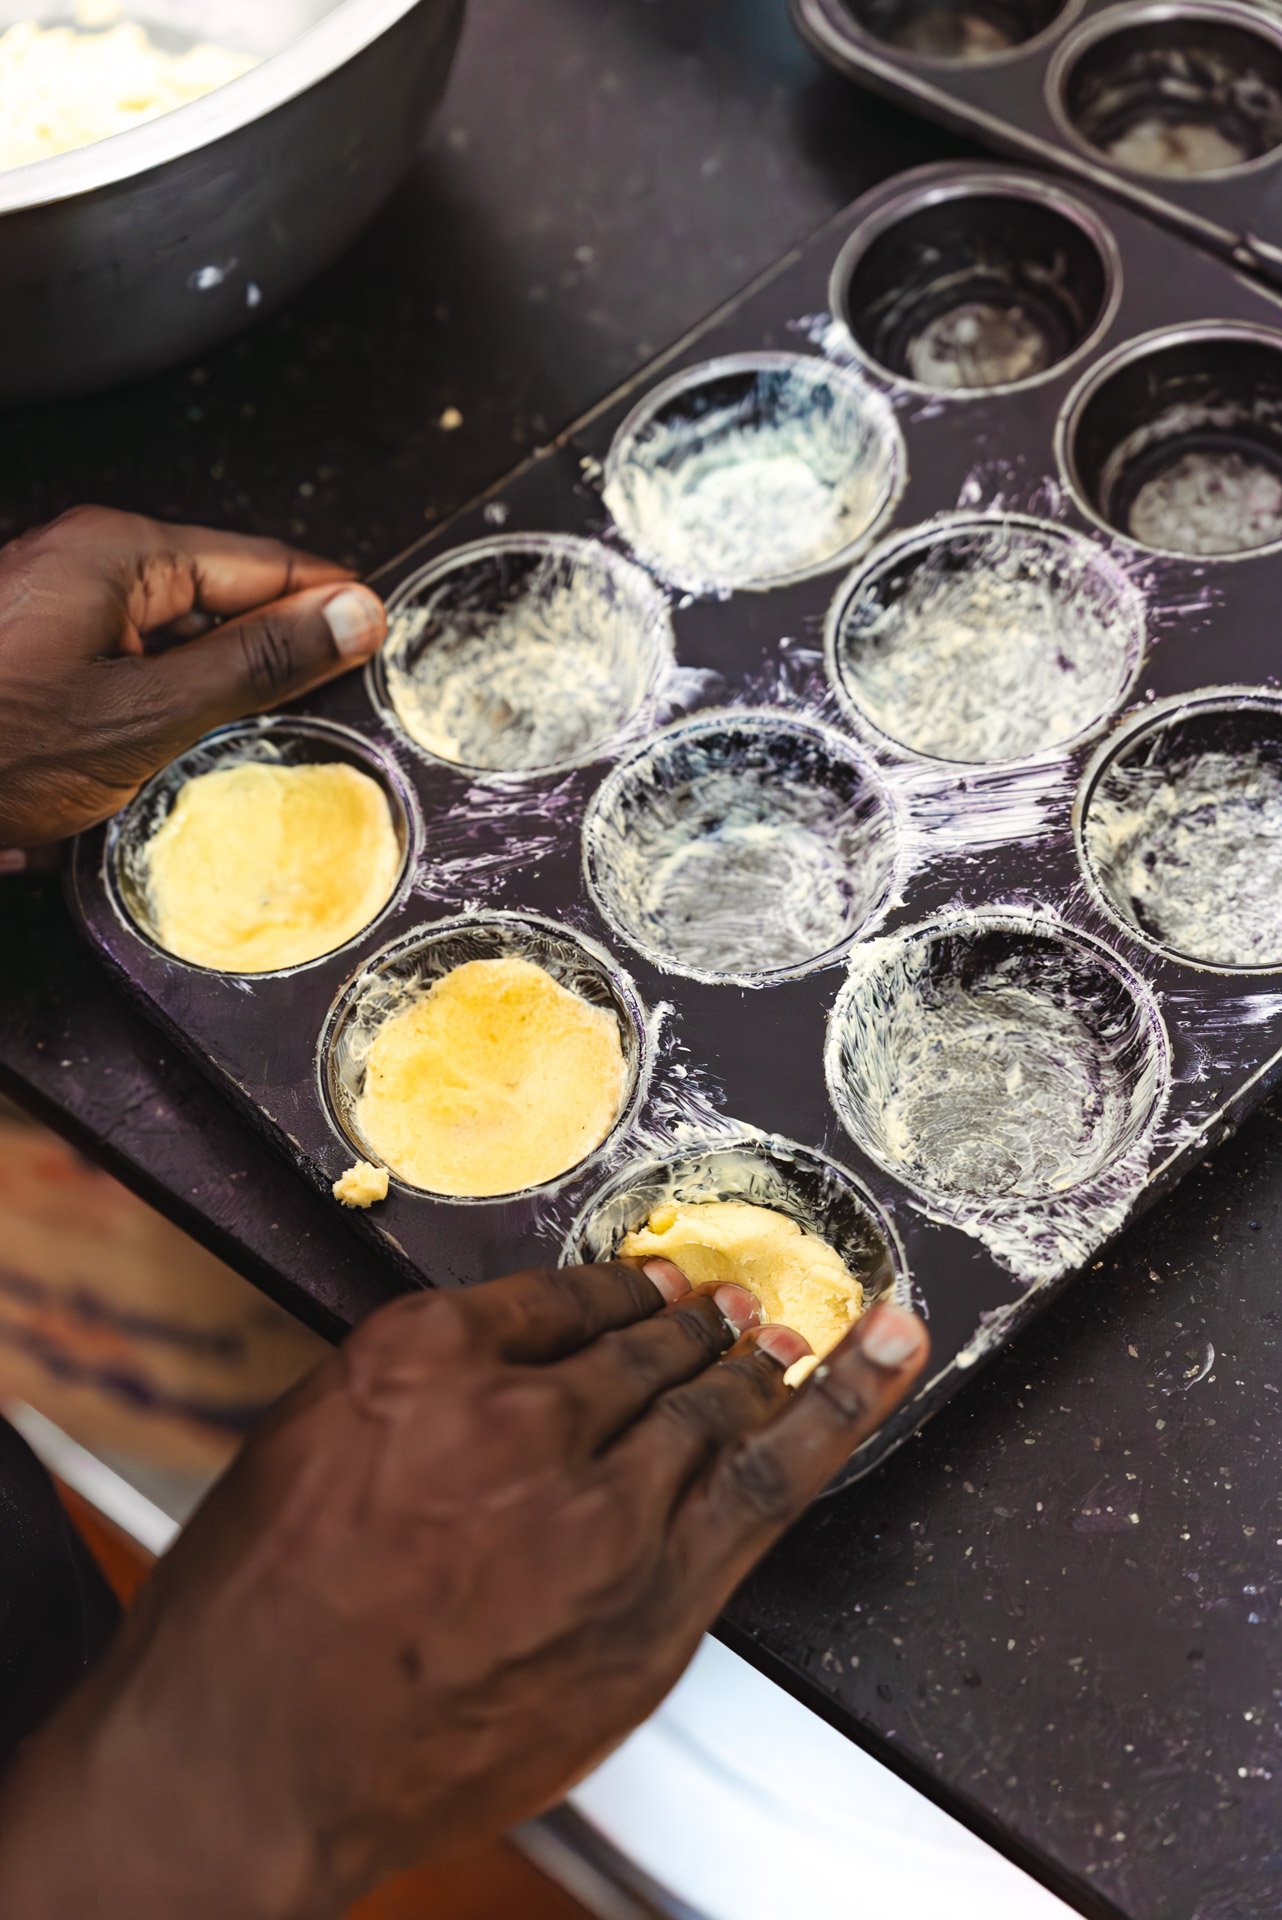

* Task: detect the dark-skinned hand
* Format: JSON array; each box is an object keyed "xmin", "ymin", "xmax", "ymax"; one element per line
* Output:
[
  {"xmin": 0, "ymin": 1262, "xmax": 927, "ymax": 1920},
  {"xmin": 0, "ymin": 505, "xmax": 929, "ymax": 1916},
  {"xmin": 0, "ymin": 504, "xmax": 386, "ymax": 854}
]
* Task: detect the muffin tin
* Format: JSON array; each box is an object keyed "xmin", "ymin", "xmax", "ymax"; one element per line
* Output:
[
  {"xmin": 70, "ymin": 161, "xmax": 1282, "ymax": 1485},
  {"xmin": 795, "ymin": 0, "xmax": 1282, "ymax": 285}
]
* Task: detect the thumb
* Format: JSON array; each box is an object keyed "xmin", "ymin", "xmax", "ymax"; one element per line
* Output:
[{"xmin": 145, "ymin": 583, "xmax": 386, "ymax": 742}]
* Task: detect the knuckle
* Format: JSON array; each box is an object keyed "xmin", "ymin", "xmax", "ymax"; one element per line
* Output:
[
  {"xmin": 534, "ymin": 1264, "xmax": 593, "ymax": 1306},
  {"xmin": 511, "ymin": 1264, "xmax": 597, "ymax": 1334},
  {"xmin": 109, "ymin": 652, "xmax": 167, "ymax": 719},
  {"xmin": 345, "ymin": 1289, "xmax": 472, "ymax": 1375},
  {"xmin": 141, "ymin": 547, "xmax": 193, "ymax": 615},
  {"xmin": 265, "ymin": 536, "xmax": 305, "ymax": 591},
  {"xmin": 566, "ymin": 1480, "xmax": 629, "ymax": 1551},
  {"xmin": 722, "ymin": 1440, "xmax": 796, "ymax": 1525},
  {"xmin": 726, "ymin": 1349, "xmax": 789, "ymax": 1409},
  {"xmin": 670, "ymin": 1296, "xmax": 730, "ymax": 1365},
  {"xmin": 599, "ymin": 1260, "xmax": 667, "ymax": 1321},
  {"xmin": 405, "ymin": 1289, "xmax": 476, "ymax": 1356},
  {"xmin": 549, "ymin": 1378, "xmax": 596, "ymax": 1454},
  {"xmin": 653, "ymin": 1383, "xmax": 714, "ymax": 1440},
  {"xmin": 542, "ymin": 1261, "xmax": 654, "ymax": 1324},
  {"xmin": 48, "ymin": 502, "xmax": 118, "ymax": 538},
  {"xmin": 613, "ymin": 1303, "xmax": 722, "ymax": 1395},
  {"xmin": 481, "ymin": 1373, "xmax": 563, "ymax": 1443},
  {"xmin": 605, "ymin": 1333, "xmax": 670, "ymax": 1398},
  {"xmin": 32, "ymin": 503, "xmax": 134, "ymax": 552},
  {"xmin": 238, "ymin": 613, "xmax": 300, "ymax": 700},
  {"xmin": 94, "ymin": 662, "xmax": 178, "ymax": 769},
  {"xmin": 812, "ymin": 1368, "xmax": 868, "ymax": 1424}
]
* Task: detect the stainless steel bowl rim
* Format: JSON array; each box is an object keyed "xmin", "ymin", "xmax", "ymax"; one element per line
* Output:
[{"xmin": 0, "ymin": 0, "xmax": 424, "ymax": 215}]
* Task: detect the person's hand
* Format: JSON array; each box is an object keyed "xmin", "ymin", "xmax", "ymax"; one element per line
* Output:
[
  {"xmin": 0, "ymin": 505, "xmax": 386, "ymax": 853},
  {"xmin": 0, "ymin": 1262, "xmax": 927, "ymax": 1920}
]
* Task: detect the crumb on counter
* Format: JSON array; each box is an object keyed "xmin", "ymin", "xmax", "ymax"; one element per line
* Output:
[{"xmin": 333, "ymin": 1160, "xmax": 390, "ymax": 1209}]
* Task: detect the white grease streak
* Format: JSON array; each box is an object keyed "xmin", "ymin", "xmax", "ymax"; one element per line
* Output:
[
  {"xmin": 383, "ymin": 539, "xmax": 674, "ymax": 775},
  {"xmin": 1086, "ymin": 712, "xmax": 1282, "ymax": 970},
  {"xmin": 604, "ymin": 354, "xmax": 903, "ymax": 593},
  {"xmin": 830, "ymin": 517, "xmax": 1144, "ymax": 764},
  {"xmin": 826, "ymin": 910, "xmax": 1169, "ymax": 1281},
  {"xmin": 584, "ymin": 713, "xmax": 898, "ymax": 983}
]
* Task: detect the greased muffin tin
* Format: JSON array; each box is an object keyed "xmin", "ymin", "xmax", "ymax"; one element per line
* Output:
[
  {"xmin": 795, "ymin": 0, "xmax": 1282, "ymax": 287},
  {"xmin": 70, "ymin": 162, "xmax": 1282, "ymax": 1486}
]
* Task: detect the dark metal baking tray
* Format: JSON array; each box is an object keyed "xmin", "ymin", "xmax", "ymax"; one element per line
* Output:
[
  {"xmin": 795, "ymin": 0, "xmax": 1282, "ymax": 288},
  {"xmin": 69, "ymin": 161, "xmax": 1282, "ymax": 1486}
]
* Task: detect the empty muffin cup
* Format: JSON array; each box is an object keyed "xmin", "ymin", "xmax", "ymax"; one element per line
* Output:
[
  {"xmin": 833, "ymin": 174, "xmax": 1118, "ymax": 394},
  {"xmin": 1050, "ymin": 3, "xmax": 1282, "ymax": 178},
  {"xmin": 1059, "ymin": 324, "xmax": 1282, "ymax": 557},
  {"xmin": 603, "ymin": 352, "xmax": 904, "ymax": 592},
  {"xmin": 582, "ymin": 712, "xmax": 900, "ymax": 984},
  {"xmin": 1079, "ymin": 691, "xmax": 1282, "ymax": 970},
  {"xmin": 376, "ymin": 535, "xmax": 674, "ymax": 775},
  {"xmin": 322, "ymin": 915, "xmax": 646, "ymax": 1199},
  {"xmin": 112, "ymin": 717, "xmax": 413, "ymax": 974},
  {"xmin": 826, "ymin": 913, "xmax": 1168, "ymax": 1204},
  {"xmin": 838, "ymin": 0, "xmax": 1078, "ymax": 60},
  {"xmin": 827, "ymin": 514, "xmax": 1145, "ymax": 763},
  {"xmin": 566, "ymin": 1135, "xmax": 903, "ymax": 1318}
]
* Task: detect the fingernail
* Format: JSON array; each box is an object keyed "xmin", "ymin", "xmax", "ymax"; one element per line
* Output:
[
  {"xmin": 756, "ymin": 1325, "xmax": 812, "ymax": 1370},
  {"xmin": 642, "ymin": 1258, "xmax": 689, "ymax": 1305},
  {"xmin": 713, "ymin": 1283, "xmax": 761, "ymax": 1335},
  {"xmin": 857, "ymin": 1303, "xmax": 925, "ymax": 1370},
  {"xmin": 0, "ymin": 850, "xmax": 27, "ymax": 874},
  {"xmin": 323, "ymin": 585, "xmax": 385, "ymax": 659}
]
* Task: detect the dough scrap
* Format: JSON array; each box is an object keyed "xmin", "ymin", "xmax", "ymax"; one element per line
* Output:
[
  {"xmin": 332, "ymin": 1160, "xmax": 390, "ymax": 1209},
  {"xmin": 354, "ymin": 956, "xmax": 626, "ymax": 1197},
  {"xmin": 619, "ymin": 1199, "xmax": 864, "ymax": 1362},
  {"xmin": 144, "ymin": 760, "xmax": 400, "ymax": 973}
]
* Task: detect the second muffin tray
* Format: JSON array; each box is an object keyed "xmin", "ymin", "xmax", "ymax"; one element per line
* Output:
[
  {"xmin": 70, "ymin": 161, "xmax": 1282, "ymax": 1485},
  {"xmin": 795, "ymin": 0, "xmax": 1282, "ymax": 287}
]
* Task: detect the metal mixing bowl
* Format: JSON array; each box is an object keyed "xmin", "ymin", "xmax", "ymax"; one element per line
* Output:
[{"xmin": 0, "ymin": 0, "xmax": 465, "ymax": 402}]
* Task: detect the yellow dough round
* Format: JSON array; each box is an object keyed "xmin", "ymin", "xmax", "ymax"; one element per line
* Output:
[
  {"xmin": 619, "ymin": 1200, "xmax": 864, "ymax": 1358},
  {"xmin": 144, "ymin": 761, "xmax": 401, "ymax": 973},
  {"xmin": 354, "ymin": 956, "xmax": 627, "ymax": 1197}
]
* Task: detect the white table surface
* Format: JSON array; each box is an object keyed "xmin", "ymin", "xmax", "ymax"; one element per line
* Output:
[
  {"xmin": 15, "ymin": 1401, "xmax": 1079, "ymax": 1920},
  {"xmin": 571, "ymin": 1637, "xmax": 1078, "ymax": 1920}
]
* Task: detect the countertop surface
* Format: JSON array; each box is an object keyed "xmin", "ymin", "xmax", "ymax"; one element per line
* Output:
[{"xmin": 3, "ymin": 6, "xmax": 1279, "ymax": 1918}]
